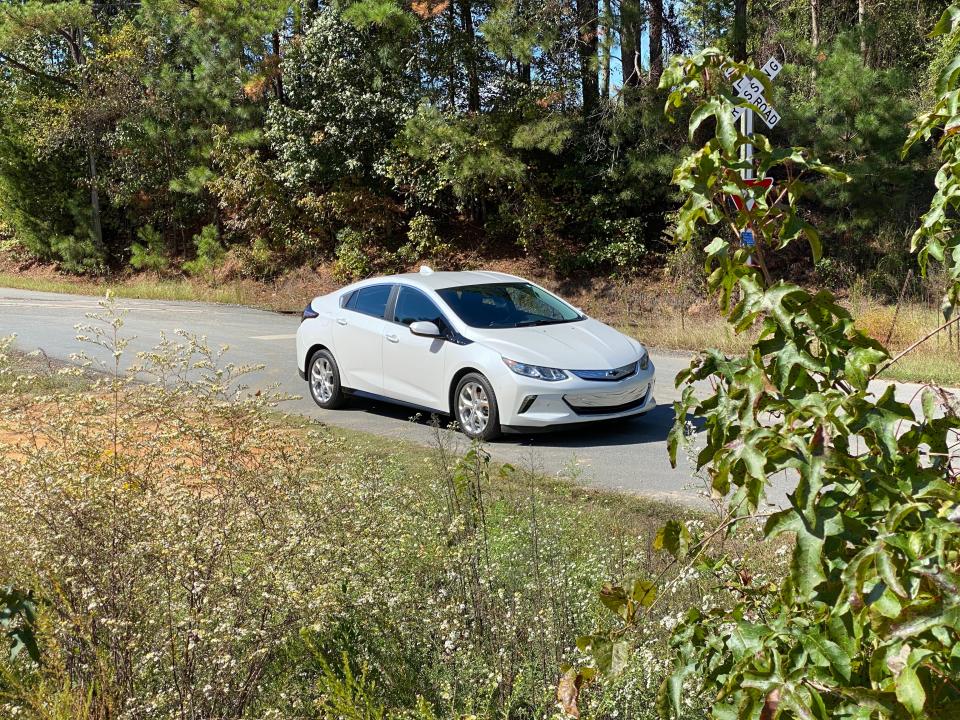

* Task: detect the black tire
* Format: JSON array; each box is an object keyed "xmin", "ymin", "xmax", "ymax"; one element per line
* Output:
[
  {"xmin": 307, "ymin": 349, "xmax": 347, "ymax": 409},
  {"xmin": 453, "ymin": 372, "xmax": 500, "ymax": 441}
]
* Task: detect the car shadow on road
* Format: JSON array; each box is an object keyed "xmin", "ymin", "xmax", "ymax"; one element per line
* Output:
[
  {"xmin": 498, "ymin": 404, "xmax": 690, "ymax": 449},
  {"xmin": 338, "ymin": 398, "xmax": 702, "ymax": 449}
]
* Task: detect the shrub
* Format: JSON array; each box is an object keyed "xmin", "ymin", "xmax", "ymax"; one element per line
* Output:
[
  {"xmin": 584, "ymin": 218, "xmax": 649, "ymax": 275},
  {"xmin": 129, "ymin": 225, "xmax": 169, "ymax": 275},
  {"xmin": 396, "ymin": 214, "xmax": 451, "ymax": 265},
  {"xmin": 183, "ymin": 224, "xmax": 225, "ymax": 277},
  {"xmin": 0, "ymin": 301, "xmax": 704, "ymax": 719},
  {"xmin": 332, "ymin": 228, "xmax": 376, "ymax": 281}
]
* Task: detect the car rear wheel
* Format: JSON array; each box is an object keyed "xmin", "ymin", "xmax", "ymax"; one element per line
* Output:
[
  {"xmin": 455, "ymin": 373, "xmax": 500, "ymax": 441},
  {"xmin": 308, "ymin": 349, "xmax": 347, "ymax": 409}
]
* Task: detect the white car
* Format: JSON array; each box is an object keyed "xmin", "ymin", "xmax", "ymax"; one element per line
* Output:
[{"xmin": 296, "ymin": 268, "xmax": 655, "ymax": 440}]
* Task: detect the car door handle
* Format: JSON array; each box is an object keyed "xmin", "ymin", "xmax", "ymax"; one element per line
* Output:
[
  {"xmin": 385, "ymin": 333, "xmax": 399, "ymax": 343},
  {"xmin": 336, "ymin": 317, "xmax": 348, "ymax": 326}
]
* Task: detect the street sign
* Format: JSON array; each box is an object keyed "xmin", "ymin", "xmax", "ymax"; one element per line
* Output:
[
  {"xmin": 726, "ymin": 55, "xmax": 783, "ymax": 129},
  {"xmin": 760, "ymin": 56, "xmax": 783, "ymax": 81},
  {"xmin": 731, "ymin": 75, "xmax": 781, "ymax": 129},
  {"xmin": 721, "ymin": 57, "xmax": 782, "ymax": 265}
]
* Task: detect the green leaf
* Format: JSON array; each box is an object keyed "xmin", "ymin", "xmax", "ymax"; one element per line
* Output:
[
  {"xmin": 631, "ymin": 578, "xmax": 657, "ymax": 607},
  {"xmin": 791, "ymin": 529, "xmax": 826, "ymax": 601},
  {"xmin": 895, "ymin": 663, "xmax": 926, "ymax": 717},
  {"xmin": 802, "ymin": 631, "xmax": 851, "ymax": 681},
  {"xmin": 653, "ymin": 520, "xmax": 691, "ymax": 560},
  {"xmin": 932, "ymin": 5, "xmax": 960, "ymax": 36}
]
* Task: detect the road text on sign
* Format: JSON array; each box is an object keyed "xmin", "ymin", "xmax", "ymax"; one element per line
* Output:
[{"xmin": 725, "ymin": 56, "xmax": 783, "ymax": 129}]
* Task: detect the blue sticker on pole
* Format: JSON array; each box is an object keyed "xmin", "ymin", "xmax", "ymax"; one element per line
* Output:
[{"xmin": 741, "ymin": 229, "xmax": 755, "ymax": 248}]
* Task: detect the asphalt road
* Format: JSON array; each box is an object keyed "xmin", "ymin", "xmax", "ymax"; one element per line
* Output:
[{"xmin": 0, "ymin": 287, "xmax": 941, "ymax": 507}]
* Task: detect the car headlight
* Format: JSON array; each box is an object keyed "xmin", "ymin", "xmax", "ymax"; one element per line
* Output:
[
  {"xmin": 639, "ymin": 347, "xmax": 650, "ymax": 371},
  {"xmin": 502, "ymin": 357, "xmax": 568, "ymax": 382}
]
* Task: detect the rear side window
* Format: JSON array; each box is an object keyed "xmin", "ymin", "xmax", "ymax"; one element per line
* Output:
[
  {"xmin": 348, "ymin": 285, "xmax": 392, "ymax": 319},
  {"xmin": 394, "ymin": 287, "xmax": 445, "ymax": 328}
]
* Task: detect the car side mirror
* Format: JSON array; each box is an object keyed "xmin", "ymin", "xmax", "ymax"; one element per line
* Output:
[{"xmin": 409, "ymin": 321, "xmax": 441, "ymax": 337}]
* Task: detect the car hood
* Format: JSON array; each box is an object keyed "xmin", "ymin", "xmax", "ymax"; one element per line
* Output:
[{"xmin": 467, "ymin": 318, "xmax": 641, "ymax": 370}]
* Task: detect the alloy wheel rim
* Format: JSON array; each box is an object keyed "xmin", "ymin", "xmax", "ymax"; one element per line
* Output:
[
  {"xmin": 458, "ymin": 381, "xmax": 489, "ymax": 435},
  {"xmin": 311, "ymin": 357, "xmax": 335, "ymax": 402}
]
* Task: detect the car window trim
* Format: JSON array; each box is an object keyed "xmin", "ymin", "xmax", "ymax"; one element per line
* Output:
[
  {"xmin": 345, "ymin": 283, "xmax": 395, "ymax": 320},
  {"xmin": 389, "ymin": 284, "xmax": 450, "ymax": 330}
]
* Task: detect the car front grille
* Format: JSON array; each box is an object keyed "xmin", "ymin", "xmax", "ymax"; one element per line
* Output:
[
  {"xmin": 562, "ymin": 383, "xmax": 650, "ymax": 415},
  {"xmin": 569, "ymin": 361, "xmax": 639, "ymax": 382}
]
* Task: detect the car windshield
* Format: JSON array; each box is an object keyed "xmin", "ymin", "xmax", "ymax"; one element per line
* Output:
[{"xmin": 436, "ymin": 282, "xmax": 583, "ymax": 329}]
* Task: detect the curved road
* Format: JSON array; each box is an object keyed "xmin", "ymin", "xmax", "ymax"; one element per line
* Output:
[{"xmin": 2, "ymin": 288, "xmax": 938, "ymax": 507}]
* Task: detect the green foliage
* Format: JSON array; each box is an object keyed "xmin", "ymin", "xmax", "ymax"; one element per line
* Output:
[
  {"xmin": 905, "ymin": 8, "xmax": 960, "ymax": 321},
  {"xmin": 1, "ymin": 588, "xmax": 38, "ymax": 664},
  {"xmin": 576, "ymin": 41, "xmax": 960, "ymax": 720},
  {"xmin": 783, "ymin": 37, "xmax": 931, "ymax": 285},
  {"xmin": 0, "ymin": 0, "xmax": 945, "ymax": 283},
  {"xmin": 333, "ymin": 228, "xmax": 376, "ymax": 281},
  {"xmin": 182, "ymin": 224, "xmax": 224, "ymax": 277},
  {"xmin": 584, "ymin": 218, "xmax": 649, "ymax": 275},
  {"xmin": 396, "ymin": 213, "xmax": 451, "ymax": 264},
  {"xmin": 398, "ymin": 106, "xmax": 527, "ymax": 203},
  {"xmin": 129, "ymin": 225, "xmax": 169, "ymax": 275},
  {"xmin": 267, "ymin": 8, "xmax": 413, "ymax": 190}
]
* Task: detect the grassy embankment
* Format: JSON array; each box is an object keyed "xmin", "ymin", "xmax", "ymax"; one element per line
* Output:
[
  {"xmin": 2, "ymin": 267, "xmax": 954, "ymax": 386},
  {"xmin": 0, "ymin": 327, "xmax": 789, "ymax": 720}
]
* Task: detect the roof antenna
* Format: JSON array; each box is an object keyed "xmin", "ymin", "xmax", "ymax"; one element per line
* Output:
[{"xmin": 419, "ymin": 265, "xmax": 433, "ymax": 274}]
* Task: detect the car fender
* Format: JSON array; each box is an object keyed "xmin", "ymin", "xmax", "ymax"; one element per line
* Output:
[
  {"xmin": 296, "ymin": 299, "xmax": 337, "ymax": 373},
  {"xmin": 442, "ymin": 341, "xmax": 510, "ymax": 413}
]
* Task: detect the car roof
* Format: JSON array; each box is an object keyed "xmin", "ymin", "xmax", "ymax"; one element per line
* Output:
[{"xmin": 352, "ymin": 270, "xmax": 525, "ymax": 292}]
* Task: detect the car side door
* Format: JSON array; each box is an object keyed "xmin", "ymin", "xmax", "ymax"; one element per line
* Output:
[
  {"xmin": 381, "ymin": 286, "xmax": 449, "ymax": 411},
  {"xmin": 333, "ymin": 284, "xmax": 393, "ymax": 392}
]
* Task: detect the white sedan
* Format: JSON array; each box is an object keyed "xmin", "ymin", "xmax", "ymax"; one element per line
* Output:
[{"xmin": 296, "ymin": 268, "xmax": 655, "ymax": 440}]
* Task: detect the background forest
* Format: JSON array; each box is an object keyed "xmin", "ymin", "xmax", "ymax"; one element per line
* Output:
[{"xmin": 0, "ymin": 0, "xmax": 951, "ymax": 292}]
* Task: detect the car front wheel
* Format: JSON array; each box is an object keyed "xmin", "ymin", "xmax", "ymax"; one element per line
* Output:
[
  {"xmin": 308, "ymin": 349, "xmax": 347, "ymax": 409},
  {"xmin": 454, "ymin": 373, "xmax": 500, "ymax": 441}
]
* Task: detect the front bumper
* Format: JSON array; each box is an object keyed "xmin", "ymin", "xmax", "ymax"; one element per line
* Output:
[{"xmin": 495, "ymin": 363, "xmax": 656, "ymax": 428}]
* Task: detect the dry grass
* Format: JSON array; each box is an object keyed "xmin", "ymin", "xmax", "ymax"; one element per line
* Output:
[{"xmin": 0, "ymin": 272, "xmax": 260, "ymax": 306}]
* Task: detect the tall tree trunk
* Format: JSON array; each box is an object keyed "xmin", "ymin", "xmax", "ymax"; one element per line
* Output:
[
  {"xmin": 459, "ymin": 0, "xmax": 481, "ymax": 112},
  {"xmin": 648, "ymin": 0, "xmax": 663, "ymax": 85},
  {"xmin": 87, "ymin": 146, "xmax": 104, "ymax": 253},
  {"xmin": 810, "ymin": 0, "xmax": 819, "ymax": 78},
  {"xmin": 732, "ymin": 0, "xmax": 747, "ymax": 61},
  {"xmin": 271, "ymin": 31, "xmax": 285, "ymax": 104},
  {"xmin": 620, "ymin": 0, "xmax": 641, "ymax": 89},
  {"xmin": 576, "ymin": 0, "xmax": 599, "ymax": 115},
  {"xmin": 858, "ymin": 0, "xmax": 867, "ymax": 63},
  {"xmin": 66, "ymin": 28, "xmax": 105, "ymax": 254},
  {"xmin": 519, "ymin": 61, "xmax": 531, "ymax": 85},
  {"xmin": 600, "ymin": 0, "xmax": 611, "ymax": 98},
  {"xmin": 810, "ymin": 0, "xmax": 819, "ymax": 50},
  {"xmin": 447, "ymin": 0, "xmax": 457, "ymax": 109}
]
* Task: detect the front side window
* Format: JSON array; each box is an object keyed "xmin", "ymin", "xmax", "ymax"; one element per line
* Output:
[
  {"xmin": 349, "ymin": 284, "xmax": 392, "ymax": 319},
  {"xmin": 394, "ymin": 287, "xmax": 446, "ymax": 328},
  {"xmin": 436, "ymin": 282, "xmax": 583, "ymax": 329}
]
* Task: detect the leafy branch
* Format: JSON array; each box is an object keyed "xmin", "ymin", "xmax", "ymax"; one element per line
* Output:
[{"xmin": 570, "ymin": 32, "xmax": 960, "ymax": 720}]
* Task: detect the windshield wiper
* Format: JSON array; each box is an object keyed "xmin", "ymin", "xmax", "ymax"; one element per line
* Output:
[{"xmin": 514, "ymin": 319, "xmax": 558, "ymax": 327}]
